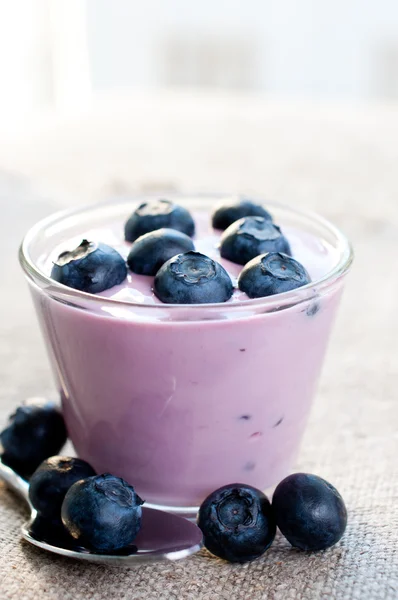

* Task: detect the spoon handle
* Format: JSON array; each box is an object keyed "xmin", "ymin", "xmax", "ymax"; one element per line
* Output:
[{"xmin": 0, "ymin": 458, "xmax": 30, "ymax": 505}]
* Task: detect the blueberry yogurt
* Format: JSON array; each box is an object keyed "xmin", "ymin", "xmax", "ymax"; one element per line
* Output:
[{"xmin": 20, "ymin": 195, "xmax": 353, "ymax": 512}]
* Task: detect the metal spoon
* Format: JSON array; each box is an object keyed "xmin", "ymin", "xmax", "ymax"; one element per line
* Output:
[{"xmin": 0, "ymin": 458, "xmax": 203, "ymax": 565}]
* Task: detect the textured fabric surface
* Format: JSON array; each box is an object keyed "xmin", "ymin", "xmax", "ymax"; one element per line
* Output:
[{"xmin": 0, "ymin": 93, "xmax": 397, "ymax": 599}]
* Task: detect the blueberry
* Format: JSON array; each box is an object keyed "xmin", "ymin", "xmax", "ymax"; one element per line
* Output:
[
  {"xmin": 29, "ymin": 456, "xmax": 96, "ymax": 519},
  {"xmin": 127, "ymin": 228, "xmax": 195, "ymax": 276},
  {"xmin": 61, "ymin": 473, "xmax": 144, "ymax": 552},
  {"xmin": 0, "ymin": 399, "xmax": 67, "ymax": 477},
  {"xmin": 238, "ymin": 252, "xmax": 311, "ymax": 298},
  {"xmin": 212, "ymin": 198, "xmax": 273, "ymax": 230},
  {"xmin": 272, "ymin": 473, "xmax": 347, "ymax": 551},
  {"xmin": 220, "ymin": 217, "xmax": 291, "ymax": 265},
  {"xmin": 51, "ymin": 240, "xmax": 127, "ymax": 294},
  {"xmin": 154, "ymin": 251, "xmax": 233, "ymax": 304},
  {"xmin": 29, "ymin": 514, "xmax": 76, "ymax": 549},
  {"xmin": 197, "ymin": 483, "xmax": 276, "ymax": 563},
  {"xmin": 124, "ymin": 199, "xmax": 195, "ymax": 242},
  {"xmin": 306, "ymin": 302, "xmax": 320, "ymax": 317}
]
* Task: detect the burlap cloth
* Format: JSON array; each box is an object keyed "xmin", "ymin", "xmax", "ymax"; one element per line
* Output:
[{"xmin": 0, "ymin": 92, "xmax": 397, "ymax": 599}]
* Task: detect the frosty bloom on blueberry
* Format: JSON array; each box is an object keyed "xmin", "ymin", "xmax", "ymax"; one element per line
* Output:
[
  {"xmin": 124, "ymin": 198, "xmax": 195, "ymax": 242},
  {"xmin": 198, "ymin": 483, "xmax": 276, "ymax": 563},
  {"xmin": 238, "ymin": 252, "xmax": 311, "ymax": 298},
  {"xmin": 27, "ymin": 456, "xmax": 96, "ymax": 548},
  {"xmin": 0, "ymin": 398, "xmax": 67, "ymax": 477},
  {"xmin": 154, "ymin": 251, "xmax": 233, "ymax": 304},
  {"xmin": 61, "ymin": 474, "xmax": 144, "ymax": 552},
  {"xmin": 212, "ymin": 197, "xmax": 273, "ymax": 230},
  {"xmin": 272, "ymin": 473, "xmax": 347, "ymax": 551},
  {"xmin": 220, "ymin": 216, "xmax": 291, "ymax": 265},
  {"xmin": 29, "ymin": 456, "xmax": 96, "ymax": 519},
  {"xmin": 51, "ymin": 240, "xmax": 127, "ymax": 294},
  {"xmin": 127, "ymin": 228, "xmax": 195, "ymax": 276}
]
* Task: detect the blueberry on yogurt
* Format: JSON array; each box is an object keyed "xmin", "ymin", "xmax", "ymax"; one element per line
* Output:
[
  {"xmin": 220, "ymin": 217, "xmax": 291, "ymax": 265},
  {"xmin": 62, "ymin": 474, "xmax": 144, "ymax": 552},
  {"xmin": 127, "ymin": 228, "xmax": 195, "ymax": 276},
  {"xmin": 238, "ymin": 252, "xmax": 311, "ymax": 298},
  {"xmin": 51, "ymin": 240, "xmax": 127, "ymax": 294},
  {"xmin": 198, "ymin": 483, "xmax": 276, "ymax": 563},
  {"xmin": 272, "ymin": 473, "xmax": 347, "ymax": 551},
  {"xmin": 124, "ymin": 199, "xmax": 195, "ymax": 242},
  {"xmin": 154, "ymin": 251, "xmax": 233, "ymax": 304},
  {"xmin": 212, "ymin": 198, "xmax": 273, "ymax": 230}
]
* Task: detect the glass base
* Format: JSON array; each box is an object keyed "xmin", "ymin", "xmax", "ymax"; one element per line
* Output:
[
  {"xmin": 144, "ymin": 500, "xmax": 199, "ymax": 521},
  {"xmin": 144, "ymin": 484, "xmax": 277, "ymax": 521}
]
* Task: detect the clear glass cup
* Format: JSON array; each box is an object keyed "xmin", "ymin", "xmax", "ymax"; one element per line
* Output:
[{"xmin": 19, "ymin": 195, "xmax": 353, "ymax": 516}]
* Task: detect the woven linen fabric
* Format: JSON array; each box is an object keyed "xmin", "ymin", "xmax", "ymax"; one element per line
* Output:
[{"xmin": 0, "ymin": 96, "xmax": 397, "ymax": 599}]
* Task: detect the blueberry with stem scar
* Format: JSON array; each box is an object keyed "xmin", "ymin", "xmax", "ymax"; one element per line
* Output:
[
  {"xmin": 51, "ymin": 240, "xmax": 127, "ymax": 293},
  {"xmin": 154, "ymin": 251, "xmax": 233, "ymax": 304},
  {"xmin": 62, "ymin": 474, "xmax": 144, "ymax": 552},
  {"xmin": 238, "ymin": 252, "xmax": 310, "ymax": 298},
  {"xmin": 198, "ymin": 483, "xmax": 276, "ymax": 563},
  {"xmin": 220, "ymin": 217, "xmax": 291, "ymax": 266}
]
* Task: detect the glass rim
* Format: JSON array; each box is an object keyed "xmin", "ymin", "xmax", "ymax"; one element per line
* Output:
[{"xmin": 19, "ymin": 194, "xmax": 354, "ymax": 313}]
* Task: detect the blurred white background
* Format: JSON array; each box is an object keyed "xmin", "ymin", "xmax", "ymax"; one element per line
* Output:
[
  {"xmin": 2, "ymin": 0, "xmax": 398, "ymax": 124},
  {"xmin": 1, "ymin": 0, "xmax": 398, "ymax": 211}
]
